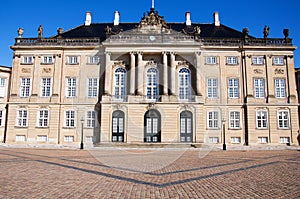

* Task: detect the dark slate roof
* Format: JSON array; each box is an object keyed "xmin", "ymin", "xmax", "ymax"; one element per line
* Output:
[{"xmin": 54, "ymin": 22, "xmax": 251, "ymax": 41}]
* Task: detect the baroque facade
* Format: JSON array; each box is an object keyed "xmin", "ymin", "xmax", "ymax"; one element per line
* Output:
[{"xmin": 6, "ymin": 8, "xmax": 299, "ymax": 146}]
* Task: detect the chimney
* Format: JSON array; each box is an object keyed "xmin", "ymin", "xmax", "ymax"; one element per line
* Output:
[
  {"xmin": 114, "ymin": 11, "xmax": 120, "ymax": 26},
  {"xmin": 185, "ymin": 12, "xmax": 191, "ymax": 26},
  {"xmin": 85, "ymin": 12, "xmax": 92, "ymax": 26},
  {"xmin": 213, "ymin": 12, "xmax": 220, "ymax": 26}
]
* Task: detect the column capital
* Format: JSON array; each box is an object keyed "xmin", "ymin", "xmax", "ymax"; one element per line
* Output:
[
  {"xmin": 130, "ymin": 51, "xmax": 136, "ymax": 55},
  {"xmin": 137, "ymin": 51, "xmax": 143, "ymax": 55},
  {"xmin": 169, "ymin": 51, "xmax": 176, "ymax": 55},
  {"xmin": 195, "ymin": 51, "xmax": 201, "ymax": 56},
  {"xmin": 105, "ymin": 51, "xmax": 111, "ymax": 56}
]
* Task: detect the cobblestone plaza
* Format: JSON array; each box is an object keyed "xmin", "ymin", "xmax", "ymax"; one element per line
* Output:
[{"xmin": 0, "ymin": 147, "xmax": 299, "ymax": 198}]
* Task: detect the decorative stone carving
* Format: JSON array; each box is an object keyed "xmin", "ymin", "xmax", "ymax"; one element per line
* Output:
[
  {"xmin": 21, "ymin": 68, "xmax": 31, "ymax": 73},
  {"xmin": 275, "ymin": 69, "xmax": 284, "ymax": 74},
  {"xmin": 145, "ymin": 60, "xmax": 157, "ymax": 67},
  {"xmin": 242, "ymin": 28, "xmax": 249, "ymax": 38},
  {"xmin": 263, "ymin": 26, "xmax": 269, "ymax": 39},
  {"xmin": 177, "ymin": 61, "xmax": 189, "ymax": 68},
  {"xmin": 38, "ymin": 25, "xmax": 43, "ymax": 38},
  {"xmin": 113, "ymin": 60, "xmax": 126, "ymax": 67},
  {"xmin": 139, "ymin": 8, "xmax": 168, "ymax": 27},
  {"xmin": 42, "ymin": 68, "xmax": 51, "ymax": 73},
  {"xmin": 253, "ymin": 69, "xmax": 263, "ymax": 74}
]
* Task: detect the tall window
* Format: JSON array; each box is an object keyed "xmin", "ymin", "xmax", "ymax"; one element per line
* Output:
[
  {"xmin": 87, "ymin": 56, "xmax": 100, "ymax": 64},
  {"xmin": 16, "ymin": 109, "xmax": 28, "ymax": 127},
  {"xmin": 229, "ymin": 111, "xmax": 240, "ymax": 128},
  {"xmin": 113, "ymin": 68, "xmax": 127, "ymax": 101},
  {"xmin": 20, "ymin": 78, "xmax": 31, "ymax": 97},
  {"xmin": 38, "ymin": 109, "xmax": 49, "ymax": 127},
  {"xmin": 228, "ymin": 78, "xmax": 239, "ymax": 98},
  {"xmin": 42, "ymin": 56, "xmax": 53, "ymax": 64},
  {"xmin": 275, "ymin": 79, "xmax": 286, "ymax": 98},
  {"xmin": 252, "ymin": 56, "xmax": 264, "ymax": 65},
  {"xmin": 87, "ymin": 78, "xmax": 98, "ymax": 97},
  {"xmin": 206, "ymin": 56, "xmax": 217, "ymax": 64},
  {"xmin": 277, "ymin": 110, "xmax": 289, "ymax": 129},
  {"xmin": 207, "ymin": 78, "xmax": 218, "ymax": 98},
  {"xmin": 0, "ymin": 78, "xmax": 6, "ymax": 97},
  {"xmin": 146, "ymin": 68, "xmax": 159, "ymax": 101},
  {"xmin": 41, "ymin": 78, "xmax": 51, "ymax": 97},
  {"xmin": 256, "ymin": 111, "xmax": 268, "ymax": 129},
  {"xmin": 67, "ymin": 56, "xmax": 78, "ymax": 64},
  {"xmin": 65, "ymin": 110, "xmax": 75, "ymax": 127},
  {"xmin": 86, "ymin": 111, "xmax": 97, "ymax": 128},
  {"xmin": 254, "ymin": 79, "xmax": 265, "ymax": 98},
  {"xmin": 65, "ymin": 78, "xmax": 77, "ymax": 97},
  {"xmin": 178, "ymin": 68, "xmax": 191, "ymax": 100},
  {"xmin": 226, "ymin": 57, "xmax": 238, "ymax": 65},
  {"xmin": 22, "ymin": 56, "xmax": 33, "ymax": 64},
  {"xmin": 208, "ymin": 111, "xmax": 218, "ymax": 128},
  {"xmin": 273, "ymin": 57, "xmax": 284, "ymax": 65}
]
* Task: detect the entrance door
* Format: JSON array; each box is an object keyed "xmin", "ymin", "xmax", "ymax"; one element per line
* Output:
[
  {"xmin": 180, "ymin": 111, "xmax": 193, "ymax": 142},
  {"xmin": 112, "ymin": 111, "xmax": 124, "ymax": 142},
  {"xmin": 144, "ymin": 110, "xmax": 161, "ymax": 142}
]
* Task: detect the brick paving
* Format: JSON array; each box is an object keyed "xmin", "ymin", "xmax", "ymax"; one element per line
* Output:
[{"xmin": 0, "ymin": 147, "xmax": 299, "ymax": 198}]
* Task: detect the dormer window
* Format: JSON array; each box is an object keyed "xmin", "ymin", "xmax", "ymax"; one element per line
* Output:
[
  {"xmin": 67, "ymin": 56, "xmax": 78, "ymax": 65},
  {"xmin": 252, "ymin": 56, "xmax": 264, "ymax": 65},
  {"xmin": 87, "ymin": 56, "xmax": 100, "ymax": 64},
  {"xmin": 273, "ymin": 57, "xmax": 284, "ymax": 66},
  {"xmin": 206, "ymin": 56, "xmax": 217, "ymax": 65},
  {"xmin": 42, "ymin": 56, "xmax": 53, "ymax": 64}
]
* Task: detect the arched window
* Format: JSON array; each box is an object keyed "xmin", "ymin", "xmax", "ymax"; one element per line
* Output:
[
  {"xmin": 113, "ymin": 68, "xmax": 127, "ymax": 101},
  {"xmin": 178, "ymin": 68, "xmax": 191, "ymax": 100},
  {"xmin": 146, "ymin": 68, "xmax": 159, "ymax": 101},
  {"xmin": 180, "ymin": 111, "xmax": 193, "ymax": 142},
  {"xmin": 112, "ymin": 110, "xmax": 125, "ymax": 142}
]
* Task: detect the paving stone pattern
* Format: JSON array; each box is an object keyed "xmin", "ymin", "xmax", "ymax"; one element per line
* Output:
[{"xmin": 0, "ymin": 148, "xmax": 299, "ymax": 198}]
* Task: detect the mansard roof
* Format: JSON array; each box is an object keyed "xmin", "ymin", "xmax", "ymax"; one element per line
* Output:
[{"xmin": 55, "ymin": 22, "xmax": 248, "ymax": 41}]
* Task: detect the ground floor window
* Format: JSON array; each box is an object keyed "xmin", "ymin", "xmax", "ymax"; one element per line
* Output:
[
  {"xmin": 180, "ymin": 111, "xmax": 193, "ymax": 142},
  {"xmin": 258, "ymin": 137, "xmax": 268, "ymax": 144},
  {"xmin": 144, "ymin": 109, "xmax": 161, "ymax": 142},
  {"xmin": 209, "ymin": 137, "xmax": 219, "ymax": 143},
  {"xmin": 230, "ymin": 137, "xmax": 241, "ymax": 144},
  {"xmin": 64, "ymin": 136, "xmax": 74, "ymax": 143},
  {"xmin": 112, "ymin": 110, "xmax": 124, "ymax": 142},
  {"xmin": 16, "ymin": 135, "xmax": 26, "ymax": 142},
  {"xmin": 279, "ymin": 137, "xmax": 290, "ymax": 144},
  {"xmin": 37, "ymin": 135, "xmax": 47, "ymax": 142}
]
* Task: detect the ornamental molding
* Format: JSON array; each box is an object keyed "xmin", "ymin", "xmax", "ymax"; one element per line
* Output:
[
  {"xmin": 253, "ymin": 69, "xmax": 263, "ymax": 74},
  {"xmin": 21, "ymin": 68, "xmax": 31, "ymax": 73},
  {"xmin": 274, "ymin": 68, "xmax": 284, "ymax": 74}
]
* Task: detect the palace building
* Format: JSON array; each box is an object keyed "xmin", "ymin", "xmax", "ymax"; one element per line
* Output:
[{"xmin": 5, "ymin": 7, "xmax": 299, "ymax": 146}]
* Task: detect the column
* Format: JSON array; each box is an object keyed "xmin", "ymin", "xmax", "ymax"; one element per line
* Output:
[
  {"xmin": 137, "ymin": 52, "xmax": 143, "ymax": 95},
  {"xmin": 104, "ymin": 52, "xmax": 111, "ymax": 95},
  {"xmin": 163, "ymin": 52, "xmax": 168, "ymax": 95},
  {"xmin": 195, "ymin": 52, "xmax": 201, "ymax": 95},
  {"xmin": 170, "ymin": 52, "xmax": 176, "ymax": 95},
  {"xmin": 130, "ymin": 52, "xmax": 136, "ymax": 95}
]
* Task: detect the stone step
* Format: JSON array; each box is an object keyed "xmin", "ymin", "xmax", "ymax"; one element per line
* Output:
[{"xmin": 94, "ymin": 143, "xmax": 204, "ymax": 148}]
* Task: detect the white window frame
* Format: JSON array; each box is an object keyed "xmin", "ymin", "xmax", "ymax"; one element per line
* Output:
[
  {"xmin": 0, "ymin": 77, "xmax": 6, "ymax": 98},
  {"xmin": 275, "ymin": 79, "xmax": 286, "ymax": 98},
  {"xmin": 65, "ymin": 77, "xmax": 77, "ymax": 97},
  {"xmin": 67, "ymin": 56, "xmax": 78, "ymax": 65},
  {"xmin": 279, "ymin": 137, "xmax": 290, "ymax": 144},
  {"xmin": 230, "ymin": 137, "xmax": 241, "ymax": 144},
  {"xmin": 42, "ymin": 56, "xmax": 53, "ymax": 64},
  {"xmin": 40, "ymin": 78, "xmax": 51, "ymax": 97},
  {"xmin": 146, "ymin": 68, "xmax": 159, "ymax": 101},
  {"xmin": 277, "ymin": 110, "xmax": 290, "ymax": 129},
  {"xmin": 209, "ymin": 137, "xmax": 219, "ymax": 143},
  {"xmin": 226, "ymin": 56, "xmax": 238, "ymax": 65},
  {"xmin": 252, "ymin": 56, "xmax": 264, "ymax": 65},
  {"xmin": 37, "ymin": 135, "xmax": 48, "ymax": 142},
  {"xmin": 229, "ymin": 111, "xmax": 240, "ymax": 129},
  {"xmin": 256, "ymin": 111, "xmax": 268, "ymax": 129},
  {"xmin": 228, "ymin": 78, "xmax": 239, "ymax": 98},
  {"xmin": 87, "ymin": 78, "xmax": 98, "ymax": 98},
  {"xmin": 16, "ymin": 135, "xmax": 26, "ymax": 142},
  {"xmin": 16, "ymin": 109, "xmax": 28, "ymax": 127},
  {"xmin": 273, "ymin": 57, "xmax": 284, "ymax": 66},
  {"xmin": 86, "ymin": 111, "xmax": 97, "ymax": 128},
  {"xmin": 21, "ymin": 56, "xmax": 33, "ymax": 64},
  {"xmin": 208, "ymin": 111, "xmax": 218, "ymax": 129},
  {"xmin": 64, "ymin": 136, "xmax": 74, "ymax": 143},
  {"xmin": 254, "ymin": 78, "xmax": 265, "ymax": 98},
  {"xmin": 20, "ymin": 78, "xmax": 31, "ymax": 97},
  {"xmin": 258, "ymin": 137, "xmax": 268, "ymax": 144},
  {"xmin": 206, "ymin": 56, "xmax": 217, "ymax": 65},
  {"xmin": 64, "ymin": 110, "xmax": 75, "ymax": 127},
  {"xmin": 178, "ymin": 68, "xmax": 191, "ymax": 101},
  {"xmin": 113, "ymin": 68, "xmax": 127, "ymax": 101},
  {"xmin": 87, "ymin": 56, "xmax": 100, "ymax": 64},
  {"xmin": 207, "ymin": 78, "xmax": 218, "ymax": 98},
  {"xmin": 37, "ymin": 109, "xmax": 49, "ymax": 128}
]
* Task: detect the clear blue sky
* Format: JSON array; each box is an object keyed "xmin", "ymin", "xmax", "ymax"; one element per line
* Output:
[{"xmin": 0, "ymin": 0, "xmax": 299, "ymax": 67}]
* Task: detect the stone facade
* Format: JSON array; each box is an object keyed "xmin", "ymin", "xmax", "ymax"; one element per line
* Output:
[{"xmin": 6, "ymin": 8, "xmax": 299, "ymax": 146}]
